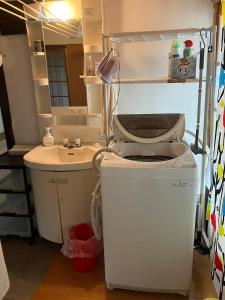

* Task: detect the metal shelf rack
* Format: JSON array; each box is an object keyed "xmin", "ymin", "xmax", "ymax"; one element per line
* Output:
[
  {"xmin": 0, "ymin": 153, "xmax": 36, "ymax": 242},
  {"xmin": 101, "ymin": 26, "xmax": 217, "ymax": 249}
]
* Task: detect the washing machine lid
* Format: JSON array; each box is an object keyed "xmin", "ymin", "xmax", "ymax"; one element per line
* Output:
[{"xmin": 113, "ymin": 113, "xmax": 185, "ymax": 143}]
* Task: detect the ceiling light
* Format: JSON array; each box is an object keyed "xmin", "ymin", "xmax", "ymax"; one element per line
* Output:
[{"xmin": 45, "ymin": 1, "xmax": 77, "ymax": 21}]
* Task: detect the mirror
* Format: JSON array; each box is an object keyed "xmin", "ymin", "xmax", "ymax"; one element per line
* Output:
[
  {"xmin": 43, "ymin": 1, "xmax": 87, "ymax": 107},
  {"xmin": 44, "ymin": 29, "xmax": 86, "ymax": 107}
]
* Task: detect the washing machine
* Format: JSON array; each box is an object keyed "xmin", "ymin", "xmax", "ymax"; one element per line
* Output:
[{"xmin": 100, "ymin": 113, "xmax": 198, "ymax": 296}]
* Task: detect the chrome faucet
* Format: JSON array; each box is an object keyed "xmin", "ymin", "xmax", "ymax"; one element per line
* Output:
[
  {"xmin": 64, "ymin": 141, "xmax": 76, "ymax": 149},
  {"xmin": 63, "ymin": 138, "xmax": 81, "ymax": 148}
]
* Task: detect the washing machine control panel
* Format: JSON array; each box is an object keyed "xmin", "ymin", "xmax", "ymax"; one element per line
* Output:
[{"xmin": 171, "ymin": 181, "xmax": 192, "ymax": 187}]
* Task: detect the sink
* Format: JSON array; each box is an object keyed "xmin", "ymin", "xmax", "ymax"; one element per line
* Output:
[{"xmin": 24, "ymin": 145, "xmax": 99, "ymax": 171}]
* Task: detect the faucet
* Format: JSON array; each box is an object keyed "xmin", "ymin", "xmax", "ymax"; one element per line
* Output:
[{"xmin": 63, "ymin": 138, "xmax": 81, "ymax": 148}]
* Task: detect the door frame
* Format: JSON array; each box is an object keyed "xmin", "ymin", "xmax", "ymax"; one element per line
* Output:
[{"xmin": 0, "ymin": 66, "xmax": 15, "ymax": 149}]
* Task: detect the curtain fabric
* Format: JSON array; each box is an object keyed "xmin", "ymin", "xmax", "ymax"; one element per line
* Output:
[{"xmin": 209, "ymin": 2, "xmax": 225, "ymax": 299}]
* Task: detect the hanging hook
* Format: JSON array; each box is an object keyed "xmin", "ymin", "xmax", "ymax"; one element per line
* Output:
[
  {"xmin": 200, "ymin": 28, "xmax": 206, "ymax": 49},
  {"xmin": 208, "ymin": 28, "xmax": 213, "ymax": 53}
]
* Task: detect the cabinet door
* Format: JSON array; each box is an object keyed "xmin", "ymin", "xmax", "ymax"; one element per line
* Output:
[
  {"xmin": 31, "ymin": 170, "xmax": 63, "ymax": 243},
  {"xmin": 56, "ymin": 169, "xmax": 98, "ymax": 240}
]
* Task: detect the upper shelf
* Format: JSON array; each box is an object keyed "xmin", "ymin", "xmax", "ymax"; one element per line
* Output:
[
  {"xmin": 80, "ymin": 75, "xmax": 203, "ymax": 85},
  {"xmin": 112, "ymin": 77, "xmax": 201, "ymax": 84},
  {"xmin": 104, "ymin": 27, "xmax": 212, "ymax": 44}
]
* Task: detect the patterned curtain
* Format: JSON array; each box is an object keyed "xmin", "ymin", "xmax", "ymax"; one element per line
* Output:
[{"xmin": 209, "ymin": 2, "xmax": 225, "ymax": 299}]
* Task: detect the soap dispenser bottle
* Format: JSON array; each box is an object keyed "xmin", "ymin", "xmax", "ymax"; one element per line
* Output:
[
  {"xmin": 43, "ymin": 127, "xmax": 54, "ymax": 147},
  {"xmin": 168, "ymin": 40, "xmax": 182, "ymax": 79}
]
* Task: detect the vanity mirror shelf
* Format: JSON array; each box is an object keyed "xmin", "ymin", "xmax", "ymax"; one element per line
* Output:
[
  {"xmin": 34, "ymin": 78, "xmax": 49, "ymax": 86},
  {"xmin": 26, "ymin": 18, "xmax": 88, "ymax": 112},
  {"xmin": 24, "ymin": 0, "xmax": 103, "ymax": 140},
  {"xmin": 80, "ymin": 75, "xmax": 102, "ymax": 84},
  {"xmin": 25, "ymin": 19, "xmax": 51, "ymax": 114},
  {"xmin": 84, "ymin": 44, "xmax": 102, "ymax": 54},
  {"xmin": 33, "ymin": 52, "xmax": 45, "ymax": 56}
]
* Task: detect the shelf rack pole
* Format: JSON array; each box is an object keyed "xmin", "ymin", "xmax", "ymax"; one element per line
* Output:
[
  {"xmin": 209, "ymin": 24, "xmax": 220, "ymax": 175},
  {"xmin": 102, "ymin": 34, "xmax": 109, "ymax": 144},
  {"xmin": 202, "ymin": 25, "xmax": 217, "ymax": 248},
  {"xmin": 198, "ymin": 26, "xmax": 216, "ymax": 248}
]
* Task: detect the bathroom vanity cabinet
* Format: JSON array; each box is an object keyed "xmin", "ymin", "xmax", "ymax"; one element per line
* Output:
[{"xmin": 31, "ymin": 168, "xmax": 98, "ymax": 243}]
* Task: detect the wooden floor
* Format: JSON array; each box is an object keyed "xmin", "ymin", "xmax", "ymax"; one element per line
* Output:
[{"xmin": 31, "ymin": 250, "xmax": 217, "ymax": 300}]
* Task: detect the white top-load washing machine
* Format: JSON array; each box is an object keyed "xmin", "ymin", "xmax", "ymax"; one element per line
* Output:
[{"xmin": 100, "ymin": 113, "xmax": 197, "ymax": 296}]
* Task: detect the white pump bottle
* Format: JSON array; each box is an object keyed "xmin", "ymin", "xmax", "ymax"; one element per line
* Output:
[{"xmin": 43, "ymin": 127, "xmax": 54, "ymax": 147}]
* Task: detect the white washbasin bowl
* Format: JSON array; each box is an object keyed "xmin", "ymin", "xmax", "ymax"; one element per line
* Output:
[{"xmin": 24, "ymin": 145, "xmax": 99, "ymax": 171}]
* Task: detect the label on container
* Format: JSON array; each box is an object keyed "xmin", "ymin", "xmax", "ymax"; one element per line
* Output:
[{"xmin": 171, "ymin": 57, "xmax": 197, "ymax": 80}]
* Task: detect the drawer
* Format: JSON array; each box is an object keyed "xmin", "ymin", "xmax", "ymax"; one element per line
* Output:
[
  {"xmin": 0, "ymin": 217, "xmax": 33, "ymax": 237},
  {"xmin": 0, "ymin": 169, "xmax": 25, "ymax": 191},
  {"xmin": 0, "ymin": 194, "xmax": 29, "ymax": 215}
]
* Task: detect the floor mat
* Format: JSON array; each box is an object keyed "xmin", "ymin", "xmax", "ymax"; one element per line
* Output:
[{"xmin": 2, "ymin": 239, "xmax": 59, "ymax": 300}]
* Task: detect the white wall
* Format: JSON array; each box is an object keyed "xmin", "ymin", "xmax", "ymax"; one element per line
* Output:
[
  {"xmin": 0, "ymin": 1, "xmax": 213, "ymax": 146},
  {"xmin": 102, "ymin": 0, "xmax": 212, "ymax": 33},
  {"xmin": 102, "ymin": 0, "xmax": 213, "ymax": 142},
  {"xmin": 0, "ymin": 35, "xmax": 40, "ymax": 145}
]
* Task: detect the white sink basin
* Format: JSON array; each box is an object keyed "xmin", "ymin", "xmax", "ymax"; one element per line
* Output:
[{"xmin": 24, "ymin": 145, "xmax": 99, "ymax": 171}]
